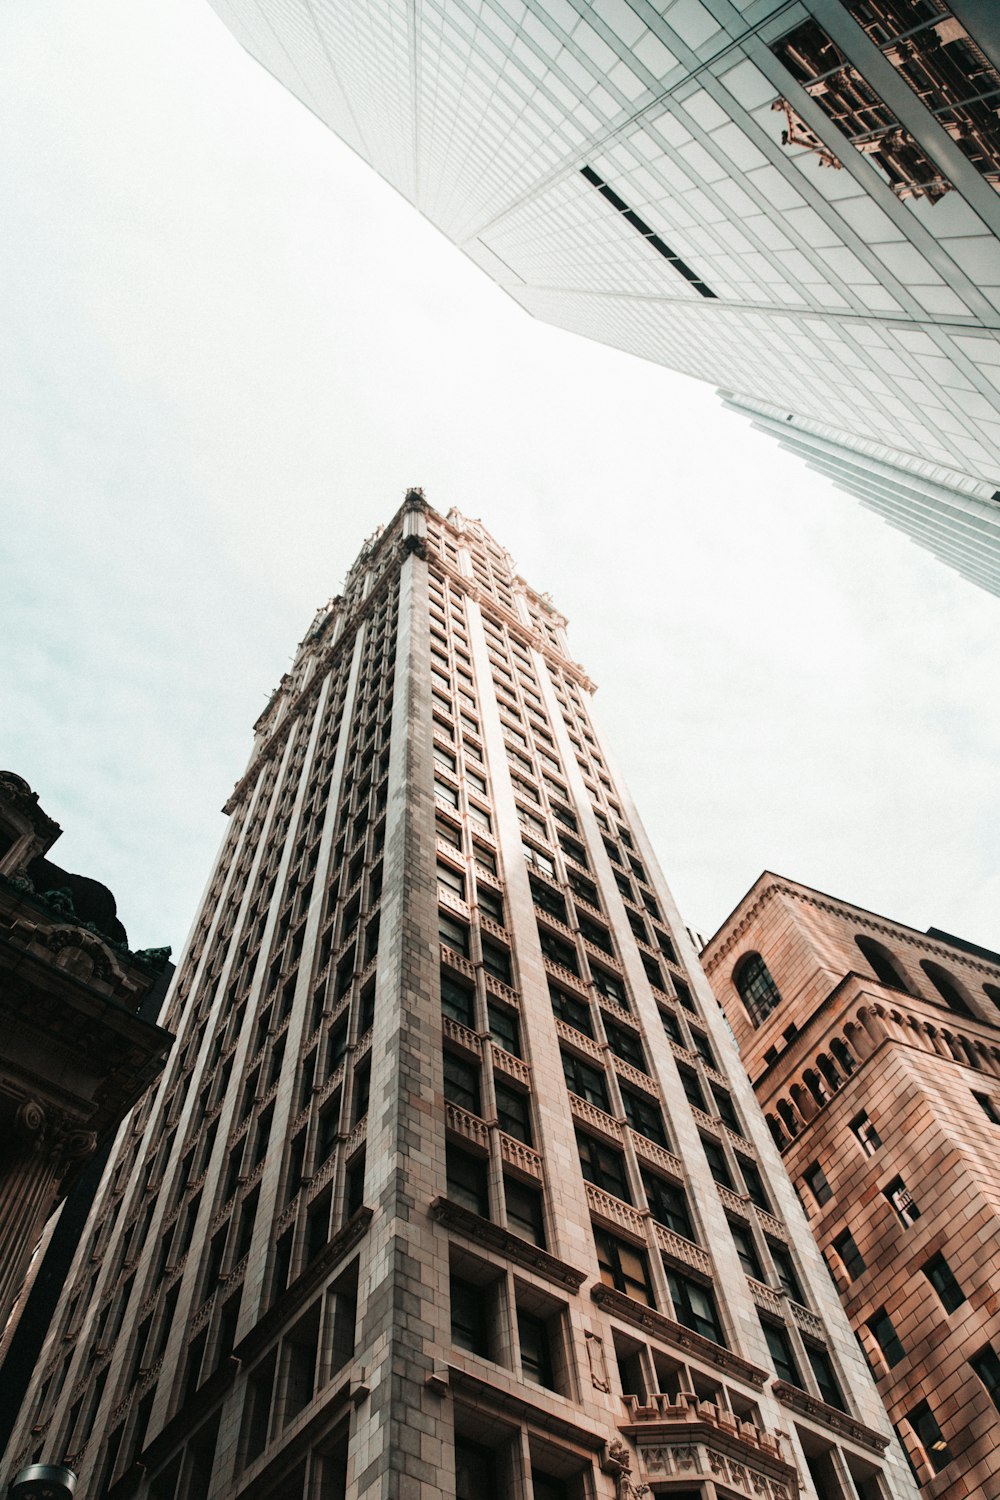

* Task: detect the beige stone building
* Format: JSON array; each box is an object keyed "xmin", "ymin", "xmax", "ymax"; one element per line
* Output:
[
  {"xmin": 4, "ymin": 500, "xmax": 917, "ymax": 1499},
  {"xmin": 702, "ymin": 873, "xmax": 1000, "ymax": 1499}
]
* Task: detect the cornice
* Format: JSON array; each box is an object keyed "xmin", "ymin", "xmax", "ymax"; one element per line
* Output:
[
  {"xmin": 770, "ymin": 1381, "xmax": 889, "ymax": 1452},
  {"xmin": 445, "ymin": 1364, "xmax": 607, "ymax": 1450},
  {"xmin": 590, "ymin": 1285, "xmax": 768, "ymax": 1389},
  {"xmin": 429, "ymin": 1196, "xmax": 587, "ymax": 1290}
]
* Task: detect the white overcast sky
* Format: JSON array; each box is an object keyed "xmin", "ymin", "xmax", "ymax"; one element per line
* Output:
[{"xmin": 3, "ymin": 0, "xmax": 999, "ymax": 958}]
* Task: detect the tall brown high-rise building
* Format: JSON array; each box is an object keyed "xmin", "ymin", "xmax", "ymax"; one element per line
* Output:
[
  {"xmin": 702, "ymin": 874, "xmax": 1000, "ymax": 1499},
  {"xmin": 4, "ymin": 498, "xmax": 917, "ymax": 1500}
]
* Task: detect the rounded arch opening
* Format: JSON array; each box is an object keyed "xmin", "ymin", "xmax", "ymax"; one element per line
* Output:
[
  {"xmin": 732, "ymin": 952, "xmax": 782, "ymax": 1027},
  {"xmin": 854, "ymin": 935, "xmax": 914, "ymax": 995},
  {"xmin": 920, "ymin": 960, "xmax": 975, "ymax": 1020}
]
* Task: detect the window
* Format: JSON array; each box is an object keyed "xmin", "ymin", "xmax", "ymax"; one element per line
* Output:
[
  {"xmin": 884, "ymin": 1176, "xmax": 920, "ymax": 1227},
  {"xmin": 495, "ymin": 1082, "xmax": 532, "ymax": 1145},
  {"xmin": 481, "ymin": 939, "xmax": 512, "ymax": 985},
  {"xmin": 849, "ymin": 1111, "xmax": 881, "ymax": 1156},
  {"xmin": 666, "ymin": 1270, "xmax": 725, "ymax": 1346},
  {"xmin": 974, "ymin": 1091, "xmax": 1000, "ymax": 1124},
  {"xmin": 550, "ymin": 985, "xmax": 592, "ymax": 1037},
  {"xmin": 451, "ymin": 1275, "xmax": 490, "ymax": 1357},
  {"xmin": 518, "ymin": 1309, "xmax": 556, "ymax": 1389},
  {"xmin": 923, "ymin": 1253, "xmax": 965, "ymax": 1312},
  {"xmin": 434, "ymin": 779, "xmax": 459, "ymax": 808},
  {"xmin": 803, "ymin": 1161, "xmax": 832, "ymax": 1206},
  {"xmin": 561, "ymin": 1051, "xmax": 610, "ymax": 1112},
  {"xmin": 920, "ymin": 960, "xmax": 975, "ymax": 1018},
  {"xmin": 808, "ymin": 1346, "xmax": 845, "ymax": 1409},
  {"xmin": 621, "ymin": 1087, "xmax": 669, "ymax": 1148},
  {"xmin": 854, "ymin": 935, "xmax": 912, "ymax": 994},
  {"xmin": 832, "ymin": 1230, "xmax": 865, "ymax": 1282},
  {"xmin": 439, "ymin": 913, "xmax": 470, "ymax": 957},
  {"xmin": 711, "ymin": 1087, "xmax": 742, "ymax": 1134},
  {"xmin": 730, "ymin": 1222, "xmax": 764, "ymax": 1280},
  {"xmin": 444, "ymin": 1053, "xmax": 481, "ymax": 1116},
  {"xmin": 906, "ymin": 1400, "xmax": 953, "ymax": 1473},
  {"xmin": 523, "ymin": 844, "xmax": 554, "ymax": 877},
  {"xmin": 605, "ymin": 1020, "xmax": 646, "ymax": 1071},
  {"xmin": 455, "ymin": 1438, "xmax": 496, "ymax": 1500},
  {"xmin": 690, "ymin": 1029, "xmax": 716, "ymax": 1068},
  {"xmin": 505, "ymin": 1177, "xmax": 545, "ymax": 1246},
  {"xmin": 592, "ymin": 967, "xmax": 627, "ymax": 1007},
  {"xmin": 446, "ymin": 1145, "xmax": 489, "ymax": 1217},
  {"xmin": 441, "ymin": 972, "xmax": 475, "ymax": 1027},
  {"xmin": 867, "ymin": 1308, "xmax": 905, "ymax": 1368},
  {"xmin": 476, "ymin": 885, "xmax": 504, "ymax": 925},
  {"xmin": 770, "ymin": 1244, "xmax": 805, "ymax": 1304},
  {"xmin": 642, "ymin": 1171, "xmax": 695, "ymax": 1241},
  {"xmin": 488, "ymin": 1003, "xmax": 520, "ymax": 1057},
  {"xmin": 577, "ymin": 1132, "xmax": 631, "ymax": 1202},
  {"xmin": 702, "ymin": 1138, "xmax": 734, "ymax": 1190},
  {"xmin": 733, "ymin": 953, "xmax": 782, "ymax": 1026},
  {"xmin": 762, "ymin": 1320, "xmax": 800, "ymax": 1384},
  {"xmin": 578, "ymin": 915, "xmax": 612, "ymax": 955},
  {"xmin": 971, "ymin": 1344, "xmax": 1000, "ymax": 1412},
  {"xmin": 659, "ymin": 1007, "xmax": 682, "ymax": 1045},
  {"xmin": 437, "ymin": 862, "xmax": 464, "ymax": 898},
  {"xmin": 434, "ymin": 746, "xmax": 457, "ymax": 775},
  {"xmin": 739, "ymin": 1159, "xmax": 771, "ymax": 1213},
  {"xmin": 678, "ymin": 1066, "xmax": 706, "ymax": 1112},
  {"xmin": 594, "ymin": 1227, "xmax": 654, "ymax": 1306},
  {"xmin": 539, "ymin": 928, "xmax": 578, "ymax": 974},
  {"xmin": 436, "ymin": 816, "xmax": 462, "ymax": 850},
  {"xmin": 567, "ymin": 871, "xmax": 599, "ymax": 908},
  {"xmin": 530, "ymin": 878, "xmax": 567, "ymax": 922}
]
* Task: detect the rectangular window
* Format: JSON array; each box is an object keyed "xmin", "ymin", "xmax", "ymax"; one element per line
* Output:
[
  {"xmin": 434, "ymin": 779, "xmax": 459, "ymax": 808},
  {"xmin": 849, "ymin": 1111, "xmax": 881, "ymax": 1155},
  {"xmin": 578, "ymin": 916, "xmax": 613, "ymax": 955},
  {"xmin": 592, "ymin": 967, "xmax": 627, "ymax": 1006},
  {"xmin": 456, "ymin": 1438, "xmax": 497, "ymax": 1500},
  {"xmin": 803, "ymin": 1161, "xmax": 832, "ymax": 1206},
  {"xmin": 659, "ymin": 1007, "xmax": 683, "ymax": 1045},
  {"xmin": 477, "ymin": 885, "xmax": 504, "ymax": 924},
  {"xmin": 446, "ymin": 1144, "xmax": 489, "ymax": 1218},
  {"xmin": 451, "ymin": 1275, "xmax": 490, "ymax": 1357},
  {"xmin": 884, "ymin": 1175, "xmax": 920, "ymax": 1227},
  {"xmin": 561, "ymin": 1051, "xmax": 610, "ymax": 1112},
  {"xmin": 621, "ymin": 1088, "xmax": 668, "ymax": 1149},
  {"xmin": 701, "ymin": 1138, "xmax": 734, "ymax": 1191},
  {"xmin": 906, "ymin": 1400, "xmax": 953, "ymax": 1474},
  {"xmin": 923, "ymin": 1253, "xmax": 965, "ymax": 1312},
  {"xmin": 539, "ymin": 928, "xmax": 578, "ymax": 974},
  {"xmin": 770, "ymin": 1243, "xmax": 805, "ymax": 1305},
  {"xmin": 867, "ymin": 1307, "xmax": 905, "ymax": 1368},
  {"xmin": 550, "ymin": 985, "xmax": 592, "ymax": 1037},
  {"xmin": 666, "ymin": 1270, "xmax": 726, "ymax": 1346},
  {"xmin": 678, "ymin": 1066, "xmax": 706, "ymax": 1112},
  {"xmin": 971, "ymin": 1344, "xmax": 1000, "ymax": 1412},
  {"xmin": 437, "ymin": 861, "xmax": 465, "ymax": 898},
  {"xmin": 605, "ymin": 1020, "xmax": 646, "ymax": 1071},
  {"xmin": 487, "ymin": 1003, "xmax": 520, "ymax": 1057},
  {"xmin": 594, "ymin": 1227, "xmax": 654, "ymax": 1306},
  {"xmin": 833, "ymin": 1230, "xmax": 865, "ymax": 1282},
  {"xmin": 762, "ymin": 1320, "xmax": 800, "ymax": 1384},
  {"xmin": 518, "ymin": 1309, "xmax": 556, "ymax": 1390},
  {"xmin": 495, "ymin": 1082, "xmax": 532, "ymax": 1145},
  {"xmin": 641, "ymin": 1170, "xmax": 695, "ymax": 1241},
  {"xmin": 441, "ymin": 972, "xmax": 475, "ymax": 1027},
  {"xmin": 807, "ymin": 1346, "xmax": 845, "ymax": 1410},
  {"xmin": 577, "ymin": 1132, "xmax": 631, "ymax": 1202},
  {"xmin": 730, "ymin": 1223, "xmax": 764, "ymax": 1280},
  {"xmin": 974, "ymin": 1091, "xmax": 1000, "ymax": 1124},
  {"xmin": 530, "ymin": 878, "xmax": 568, "ymax": 923},
  {"xmin": 436, "ymin": 816, "xmax": 462, "ymax": 849},
  {"xmin": 505, "ymin": 1177, "xmax": 545, "ymax": 1246},
  {"xmin": 444, "ymin": 1053, "xmax": 481, "ymax": 1116},
  {"xmin": 439, "ymin": 913, "xmax": 470, "ymax": 957},
  {"xmin": 739, "ymin": 1159, "xmax": 771, "ymax": 1213}
]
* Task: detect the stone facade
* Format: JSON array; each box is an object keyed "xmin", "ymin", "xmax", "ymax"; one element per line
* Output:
[
  {"xmin": 4, "ymin": 503, "xmax": 916, "ymax": 1499},
  {"xmin": 702, "ymin": 873, "xmax": 1000, "ymax": 1498},
  {"xmin": 0, "ymin": 773, "xmax": 172, "ymax": 1363}
]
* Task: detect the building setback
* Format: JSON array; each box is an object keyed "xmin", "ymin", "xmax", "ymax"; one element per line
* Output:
[
  {"xmin": 701, "ymin": 873, "xmax": 1000, "ymax": 1498},
  {"xmin": 2, "ymin": 496, "xmax": 917, "ymax": 1500},
  {"xmin": 205, "ymin": 0, "xmax": 1000, "ymax": 594}
]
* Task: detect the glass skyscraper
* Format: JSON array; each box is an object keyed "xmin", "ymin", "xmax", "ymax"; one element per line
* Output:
[
  {"xmin": 3, "ymin": 496, "xmax": 918, "ymax": 1498},
  {"xmin": 205, "ymin": 0, "xmax": 1000, "ymax": 592}
]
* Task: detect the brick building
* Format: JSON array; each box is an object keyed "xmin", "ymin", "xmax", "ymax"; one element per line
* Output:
[
  {"xmin": 3, "ymin": 498, "xmax": 917, "ymax": 1499},
  {"xmin": 701, "ymin": 873, "xmax": 1000, "ymax": 1498}
]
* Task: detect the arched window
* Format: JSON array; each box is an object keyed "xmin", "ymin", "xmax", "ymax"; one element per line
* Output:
[
  {"xmin": 733, "ymin": 952, "xmax": 782, "ymax": 1026},
  {"xmin": 920, "ymin": 961, "xmax": 974, "ymax": 1020},
  {"xmin": 984, "ymin": 982, "xmax": 1000, "ymax": 1012},
  {"xmin": 854, "ymin": 936, "xmax": 913, "ymax": 995}
]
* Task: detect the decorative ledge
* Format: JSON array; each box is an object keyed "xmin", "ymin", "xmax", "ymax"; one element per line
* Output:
[
  {"xmin": 497, "ymin": 1131, "xmax": 543, "ymax": 1181},
  {"xmin": 445, "ymin": 1363, "xmax": 607, "ymax": 1451},
  {"xmin": 585, "ymin": 1181, "xmax": 648, "ymax": 1242},
  {"xmin": 771, "ymin": 1381, "xmax": 889, "ymax": 1452},
  {"xmin": 591, "ymin": 1285, "xmax": 768, "ymax": 1389},
  {"xmin": 622, "ymin": 1391, "xmax": 799, "ymax": 1499},
  {"xmin": 568, "ymin": 1093, "xmax": 622, "ymax": 1142},
  {"xmin": 429, "ymin": 1196, "xmax": 586, "ymax": 1290},
  {"xmin": 654, "ymin": 1223, "xmax": 712, "ymax": 1278}
]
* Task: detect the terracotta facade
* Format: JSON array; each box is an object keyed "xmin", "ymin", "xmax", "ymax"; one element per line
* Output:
[{"xmin": 702, "ymin": 874, "xmax": 1000, "ymax": 1498}]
